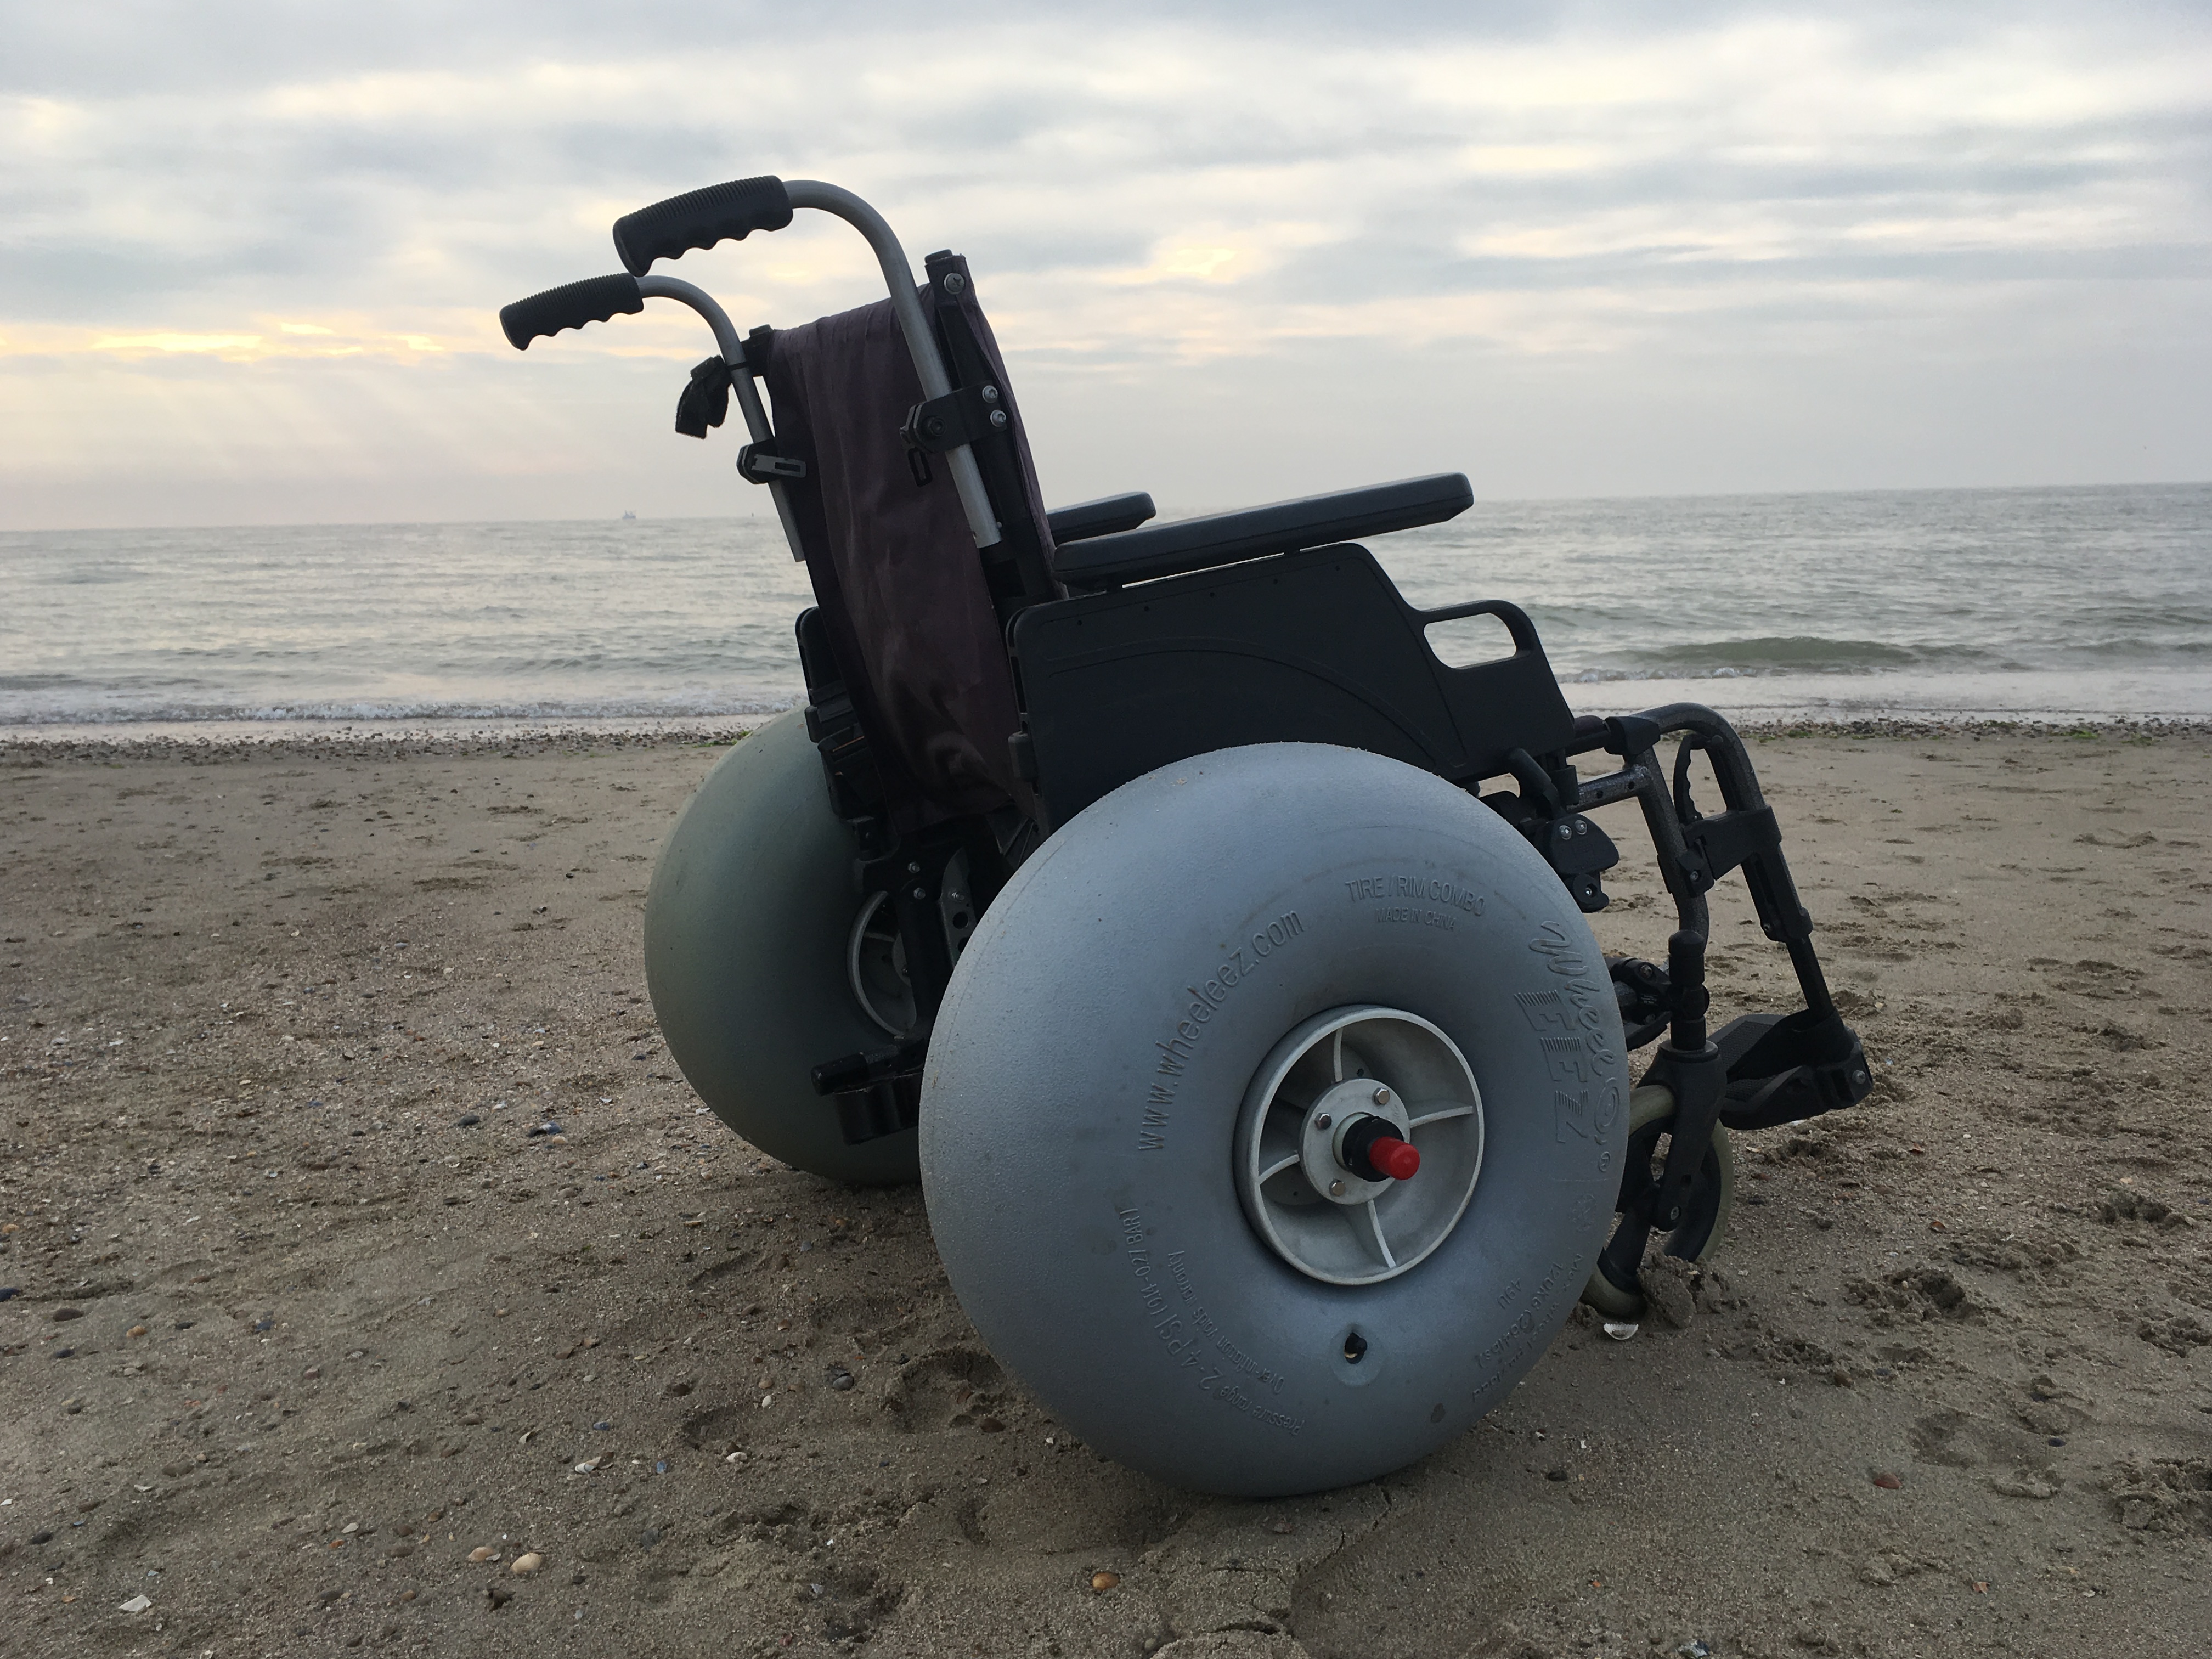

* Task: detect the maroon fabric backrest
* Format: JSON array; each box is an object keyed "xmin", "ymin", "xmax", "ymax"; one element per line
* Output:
[{"xmin": 764, "ymin": 286, "xmax": 1048, "ymax": 829}]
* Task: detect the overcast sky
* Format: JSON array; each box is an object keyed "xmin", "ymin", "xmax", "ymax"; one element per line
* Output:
[{"xmin": 4, "ymin": 1, "xmax": 2208, "ymax": 529}]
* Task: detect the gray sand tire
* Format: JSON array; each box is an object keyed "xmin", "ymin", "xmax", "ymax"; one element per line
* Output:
[
  {"xmin": 644, "ymin": 710, "xmax": 918, "ymax": 1185},
  {"xmin": 1579, "ymin": 1085, "xmax": 1738, "ymax": 1320},
  {"xmin": 919, "ymin": 743, "xmax": 1630, "ymax": 1497}
]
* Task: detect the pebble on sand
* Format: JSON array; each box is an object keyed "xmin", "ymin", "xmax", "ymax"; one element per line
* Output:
[
  {"xmin": 119, "ymin": 1593, "xmax": 153, "ymax": 1614},
  {"xmin": 468, "ymin": 1545, "xmax": 498, "ymax": 1562},
  {"xmin": 1872, "ymin": 1471, "xmax": 1903, "ymax": 1490},
  {"xmin": 1090, "ymin": 1571, "xmax": 1120, "ymax": 1592},
  {"xmin": 511, "ymin": 1552, "xmax": 543, "ymax": 1575}
]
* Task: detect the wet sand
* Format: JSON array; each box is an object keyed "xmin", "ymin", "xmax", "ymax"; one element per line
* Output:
[{"xmin": 3, "ymin": 723, "xmax": 2209, "ymax": 1658}]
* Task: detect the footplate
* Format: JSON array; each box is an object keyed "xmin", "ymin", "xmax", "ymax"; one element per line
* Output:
[{"xmin": 1712, "ymin": 1007, "xmax": 1872, "ymax": 1132}]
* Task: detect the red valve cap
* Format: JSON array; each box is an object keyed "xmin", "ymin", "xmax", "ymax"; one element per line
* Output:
[{"xmin": 1370, "ymin": 1135, "xmax": 1420, "ymax": 1181}]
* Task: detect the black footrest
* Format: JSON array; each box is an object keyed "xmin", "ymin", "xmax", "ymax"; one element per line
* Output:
[{"xmin": 1710, "ymin": 1009, "xmax": 1872, "ymax": 1132}]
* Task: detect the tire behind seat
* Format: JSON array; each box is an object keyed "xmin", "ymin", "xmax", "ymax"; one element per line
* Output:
[
  {"xmin": 920, "ymin": 743, "xmax": 1629, "ymax": 1495},
  {"xmin": 645, "ymin": 710, "xmax": 919, "ymax": 1186}
]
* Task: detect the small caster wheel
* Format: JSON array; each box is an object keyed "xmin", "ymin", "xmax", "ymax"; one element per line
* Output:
[
  {"xmin": 1579, "ymin": 1084, "xmax": 1737, "ymax": 1319},
  {"xmin": 644, "ymin": 710, "xmax": 919, "ymax": 1184},
  {"xmin": 921, "ymin": 742, "xmax": 1630, "ymax": 1496}
]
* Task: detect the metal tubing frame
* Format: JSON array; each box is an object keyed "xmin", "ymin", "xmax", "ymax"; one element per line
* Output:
[
  {"xmin": 784, "ymin": 181, "xmax": 1002, "ymax": 549},
  {"xmin": 1566, "ymin": 700, "xmax": 1837, "ymax": 1025},
  {"xmin": 636, "ymin": 273, "xmax": 805, "ymax": 561}
]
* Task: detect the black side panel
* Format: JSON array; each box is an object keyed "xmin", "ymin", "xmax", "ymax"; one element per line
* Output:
[{"xmin": 1011, "ymin": 544, "xmax": 1576, "ymax": 827}]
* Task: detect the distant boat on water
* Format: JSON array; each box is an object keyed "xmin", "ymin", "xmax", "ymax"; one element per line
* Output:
[{"xmin": 622, "ymin": 510, "xmax": 637, "ymax": 521}]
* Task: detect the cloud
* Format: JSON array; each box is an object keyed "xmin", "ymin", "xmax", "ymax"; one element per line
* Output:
[{"xmin": 1, "ymin": 2, "xmax": 2208, "ymax": 525}]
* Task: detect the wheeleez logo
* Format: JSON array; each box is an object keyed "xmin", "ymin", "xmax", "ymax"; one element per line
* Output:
[
  {"xmin": 1137, "ymin": 911, "xmax": 1303, "ymax": 1152},
  {"xmin": 1516, "ymin": 922, "xmax": 1623, "ymax": 1149}
]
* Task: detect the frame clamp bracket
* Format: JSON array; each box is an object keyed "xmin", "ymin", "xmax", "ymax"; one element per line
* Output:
[
  {"xmin": 901, "ymin": 383, "xmax": 1009, "ymax": 454},
  {"xmin": 1601, "ymin": 713, "xmax": 1664, "ymax": 759},
  {"xmin": 1680, "ymin": 803, "xmax": 1782, "ymax": 899}
]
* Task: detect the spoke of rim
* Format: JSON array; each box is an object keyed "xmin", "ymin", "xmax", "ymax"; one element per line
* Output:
[
  {"xmin": 1330, "ymin": 1027, "xmax": 1345, "ymax": 1082},
  {"xmin": 1407, "ymin": 1103, "xmax": 1476, "ymax": 1130},
  {"xmin": 1355, "ymin": 1200, "xmax": 1397, "ymax": 1268},
  {"xmin": 1258, "ymin": 1154, "xmax": 1301, "ymax": 1184}
]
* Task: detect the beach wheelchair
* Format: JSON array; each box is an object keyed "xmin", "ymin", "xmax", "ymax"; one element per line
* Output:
[{"xmin": 499, "ymin": 176, "xmax": 1872, "ymax": 1496}]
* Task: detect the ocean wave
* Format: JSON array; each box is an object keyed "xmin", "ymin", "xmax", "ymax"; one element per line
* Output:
[
  {"xmin": 7, "ymin": 488, "xmax": 2207, "ymax": 724},
  {"xmin": 0, "ymin": 693, "xmax": 800, "ymax": 727},
  {"xmin": 1573, "ymin": 636, "xmax": 2004, "ymax": 680}
]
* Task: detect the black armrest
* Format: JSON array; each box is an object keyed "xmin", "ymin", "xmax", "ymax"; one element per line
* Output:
[
  {"xmin": 1051, "ymin": 474, "xmax": 1473, "ymax": 589},
  {"xmin": 1046, "ymin": 492, "xmax": 1156, "ymax": 544}
]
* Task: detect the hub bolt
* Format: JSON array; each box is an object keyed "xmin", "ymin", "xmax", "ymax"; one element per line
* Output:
[
  {"xmin": 1372, "ymin": 1086, "xmax": 1391, "ymax": 1105},
  {"xmin": 1328, "ymin": 1180, "xmax": 1345, "ymax": 1197}
]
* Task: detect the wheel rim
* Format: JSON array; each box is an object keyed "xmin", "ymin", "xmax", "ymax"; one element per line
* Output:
[
  {"xmin": 1234, "ymin": 1006, "xmax": 1485, "ymax": 1286},
  {"xmin": 847, "ymin": 892, "xmax": 916, "ymax": 1037}
]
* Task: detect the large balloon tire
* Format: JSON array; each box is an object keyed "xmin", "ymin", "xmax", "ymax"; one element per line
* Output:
[
  {"xmin": 644, "ymin": 711, "xmax": 919, "ymax": 1185},
  {"xmin": 920, "ymin": 743, "xmax": 1630, "ymax": 1496}
]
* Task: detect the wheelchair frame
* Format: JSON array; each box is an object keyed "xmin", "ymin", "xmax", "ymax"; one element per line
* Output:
[{"xmin": 499, "ymin": 174, "xmax": 1873, "ymax": 1311}]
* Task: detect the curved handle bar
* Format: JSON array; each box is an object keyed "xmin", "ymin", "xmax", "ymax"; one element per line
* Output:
[
  {"xmin": 612, "ymin": 175, "xmax": 793, "ymax": 278},
  {"xmin": 495, "ymin": 270, "xmax": 806, "ymax": 560},
  {"xmin": 600, "ymin": 176, "xmax": 1003, "ymax": 549},
  {"xmin": 499, "ymin": 273, "xmax": 644, "ymax": 351}
]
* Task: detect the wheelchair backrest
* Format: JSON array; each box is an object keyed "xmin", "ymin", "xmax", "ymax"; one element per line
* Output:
[{"xmin": 763, "ymin": 257, "xmax": 1056, "ymax": 827}]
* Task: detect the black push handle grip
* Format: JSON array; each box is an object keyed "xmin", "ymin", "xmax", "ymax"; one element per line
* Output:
[
  {"xmin": 499, "ymin": 273, "xmax": 644, "ymax": 351},
  {"xmin": 611, "ymin": 175, "xmax": 794, "ymax": 276}
]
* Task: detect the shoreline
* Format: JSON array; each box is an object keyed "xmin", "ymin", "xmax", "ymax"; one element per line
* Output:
[{"xmin": 4, "ymin": 709, "xmax": 2209, "ymax": 764}]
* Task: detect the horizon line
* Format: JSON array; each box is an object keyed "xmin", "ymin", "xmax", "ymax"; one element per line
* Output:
[{"xmin": 4, "ymin": 476, "xmax": 2207, "ymax": 539}]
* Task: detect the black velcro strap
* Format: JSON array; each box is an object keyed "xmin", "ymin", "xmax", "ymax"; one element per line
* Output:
[{"xmin": 674, "ymin": 357, "xmax": 731, "ymax": 439}]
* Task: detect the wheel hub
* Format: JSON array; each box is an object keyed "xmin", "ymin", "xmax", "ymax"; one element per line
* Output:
[
  {"xmin": 1291, "ymin": 1082, "xmax": 1414, "ymax": 1205},
  {"xmin": 1234, "ymin": 1006, "xmax": 1485, "ymax": 1285}
]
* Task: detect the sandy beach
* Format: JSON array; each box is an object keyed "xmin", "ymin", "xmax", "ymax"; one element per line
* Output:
[{"xmin": 4, "ymin": 723, "xmax": 2209, "ymax": 1659}]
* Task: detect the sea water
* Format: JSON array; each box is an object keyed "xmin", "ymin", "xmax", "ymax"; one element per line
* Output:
[{"xmin": 2, "ymin": 482, "xmax": 2205, "ymax": 734}]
